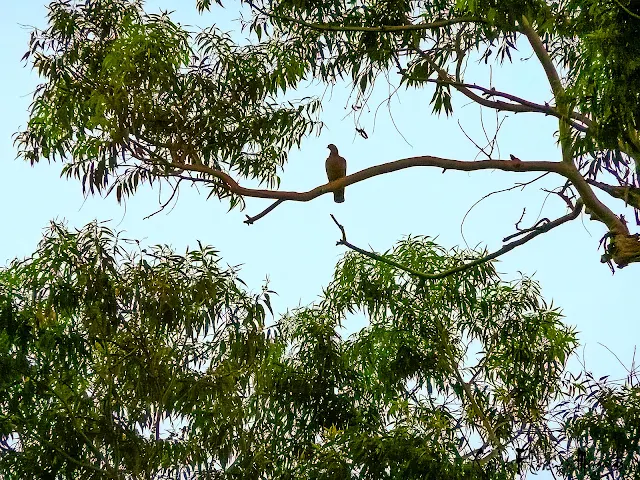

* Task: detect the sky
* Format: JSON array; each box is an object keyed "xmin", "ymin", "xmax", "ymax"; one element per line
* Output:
[{"xmin": 1, "ymin": 0, "xmax": 638, "ymax": 447}]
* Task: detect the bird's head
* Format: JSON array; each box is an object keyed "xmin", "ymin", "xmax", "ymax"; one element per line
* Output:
[{"xmin": 327, "ymin": 144, "xmax": 338, "ymax": 154}]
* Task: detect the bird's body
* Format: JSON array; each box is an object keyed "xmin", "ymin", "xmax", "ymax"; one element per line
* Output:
[{"xmin": 326, "ymin": 144, "xmax": 347, "ymax": 203}]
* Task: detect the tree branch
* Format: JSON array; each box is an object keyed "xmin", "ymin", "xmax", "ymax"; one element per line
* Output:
[
  {"xmin": 30, "ymin": 432, "xmax": 114, "ymax": 477},
  {"xmin": 613, "ymin": 0, "xmax": 640, "ymax": 21},
  {"xmin": 421, "ymin": 78, "xmax": 590, "ymax": 131},
  {"xmin": 330, "ymin": 200, "xmax": 583, "ymax": 282},
  {"xmin": 586, "ymin": 179, "xmax": 640, "ymax": 211},
  {"xmin": 564, "ymin": 168, "xmax": 630, "ymax": 235},
  {"xmin": 409, "ymin": 47, "xmax": 588, "ymax": 133},
  {"xmin": 519, "ymin": 15, "xmax": 577, "ymax": 165},
  {"xmin": 168, "ymin": 156, "xmax": 567, "ymax": 206},
  {"xmin": 245, "ymin": 199, "xmax": 285, "ymax": 224},
  {"xmin": 163, "ymin": 154, "xmax": 638, "ymax": 266},
  {"xmin": 518, "ymin": 16, "xmax": 564, "ymax": 101},
  {"xmin": 249, "ymin": 2, "xmax": 482, "ymax": 33}
]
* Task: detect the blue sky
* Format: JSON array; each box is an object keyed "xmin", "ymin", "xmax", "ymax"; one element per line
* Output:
[{"xmin": 1, "ymin": 0, "xmax": 637, "ymax": 395}]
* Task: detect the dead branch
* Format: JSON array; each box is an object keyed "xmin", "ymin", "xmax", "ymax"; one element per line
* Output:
[
  {"xmin": 424, "ymin": 78, "xmax": 590, "ymax": 131},
  {"xmin": 330, "ymin": 200, "xmax": 583, "ymax": 281}
]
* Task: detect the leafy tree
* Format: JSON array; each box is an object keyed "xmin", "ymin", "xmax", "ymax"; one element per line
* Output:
[
  {"xmin": 0, "ymin": 222, "xmax": 272, "ymax": 478},
  {"xmin": 6, "ymin": 1, "xmax": 640, "ymax": 479},
  {"xmin": 2, "ymin": 221, "xmax": 583, "ymax": 478},
  {"xmin": 16, "ymin": 0, "xmax": 640, "ymax": 270}
]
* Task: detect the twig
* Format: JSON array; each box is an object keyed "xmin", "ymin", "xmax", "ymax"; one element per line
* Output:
[
  {"xmin": 460, "ymin": 173, "xmax": 550, "ymax": 247},
  {"xmin": 144, "ymin": 178, "xmax": 182, "ymax": 220},
  {"xmin": 331, "ymin": 200, "xmax": 583, "ymax": 281},
  {"xmin": 503, "ymin": 218, "xmax": 550, "ymax": 242},
  {"xmin": 458, "ymin": 119, "xmax": 492, "ymax": 159},
  {"xmin": 514, "ymin": 209, "xmax": 527, "ymax": 231},
  {"xmin": 245, "ymin": 199, "xmax": 285, "ymax": 224}
]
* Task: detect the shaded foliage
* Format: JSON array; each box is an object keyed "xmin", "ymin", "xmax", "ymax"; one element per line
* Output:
[{"xmin": 556, "ymin": 371, "xmax": 640, "ymax": 479}]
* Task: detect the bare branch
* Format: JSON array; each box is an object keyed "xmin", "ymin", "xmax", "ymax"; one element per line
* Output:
[
  {"xmin": 162, "ymin": 157, "xmax": 567, "ymax": 222},
  {"xmin": 245, "ymin": 199, "xmax": 285, "ymax": 224},
  {"xmin": 423, "ymin": 78, "xmax": 590, "ymax": 131},
  {"xmin": 168, "ymin": 156, "xmax": 566, "ymax": 202},
  {"xmin": 330, "ymin": 200, "xmax": 583, "ymax": 282},
  {"xmin": 125, "ymin": 146, "xmax": 635, "ymax": 265},
  {"xmin": 409, "ymin": 47, "xmax": 588, "ymax": 131}
]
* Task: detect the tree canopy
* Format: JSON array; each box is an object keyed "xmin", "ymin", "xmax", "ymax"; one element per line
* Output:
[
  {"xmin": 4, "ymin": 0, "xmax": 640, "ymax": 478},
  {"xmin": 1, "ymin": 222, "xmax": 638, "ymax": 478},
  {"xmin": 16, "ymin": 0, "xmax": 640, "ymax": 270}
]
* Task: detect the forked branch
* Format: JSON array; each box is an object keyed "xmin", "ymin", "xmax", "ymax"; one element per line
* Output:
[{"xmin": 330, "ymin": 200, "xmax": 583, "ymax": 281}]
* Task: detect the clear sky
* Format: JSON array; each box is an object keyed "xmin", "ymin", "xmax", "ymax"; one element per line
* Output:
[{"xmin": 1, "ymin": 0, "xmax": 637, "ymax": 423}]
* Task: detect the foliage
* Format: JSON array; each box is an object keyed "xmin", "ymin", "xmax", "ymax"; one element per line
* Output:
[
  {"xmin": 0, "ymin": 222, "xmax": 271, "ymax": 478},
  {"xmin": 556, "ymin": 371, "xmax": 640, "ymax": 479},
  {"xmin": 19, "ymin": 0, "xmax": 321, "ymax": 208},
  {"xmin": 18, "ymin": 0, "xmax": 640, "ymax": 181},
  {"xmin": 1, "ymin": 222, "xmax": 583, "ymax": 478}
]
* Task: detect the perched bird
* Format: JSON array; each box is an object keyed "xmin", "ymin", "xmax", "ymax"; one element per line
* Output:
[
  {"xmin": 326, "ymin": 144, "xmax": 347, "ymax": 203},
  {"xmin": 509, "ymin": 154, "xmax": 522, "ymax": 162}
]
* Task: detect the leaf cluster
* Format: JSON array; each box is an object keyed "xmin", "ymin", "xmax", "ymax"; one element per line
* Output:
[
  {"xmin": 18, "ymin": 0, "xmax": 321, "ymax": 207},
  {"xmin": 16, "ymin": 0, "xmax": 640, "ymax": 215},
  {"xmin": 556, "ymin": 371, "xmax": 640, "ymax": 479},
  {"xmin": 0, "ymin": 221, "xmax": 271, "ymax": 478}
]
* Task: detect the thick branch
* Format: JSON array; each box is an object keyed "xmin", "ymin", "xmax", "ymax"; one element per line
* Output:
[
  {"xmin": 519, "ymin": 15, "xmax": 576, "ymax": 165},
  {"xmin": 519, "ymin": 16, "xmax": 564, "ymax": 100},
  {"xmin": 169, "ymin": 157, "xmax": 567, "ymax": 205},
  {"xmin": 586, "ymin": 179, "xmax": 640, "ymax": 211},
  {"xmin": 330, "ymin": 200, "xmax": 583, "ymax": 282},
  {"xmin": 564, "ymin": 169, "xmax": 630, "ymax": 235},
  {"xmin": 169, "ymin": 156, "xmax": 634, "ymax": 261}
]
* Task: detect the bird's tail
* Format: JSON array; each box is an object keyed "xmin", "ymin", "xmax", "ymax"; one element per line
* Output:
[{"xmin": 334, "ymin": 189, "xmax": 345, "ymax": 203}]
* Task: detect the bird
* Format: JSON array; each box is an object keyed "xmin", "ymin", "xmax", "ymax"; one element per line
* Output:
[{"xmin": 326, "ymin": 144, "xmax": 347, "ymax": 203}]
